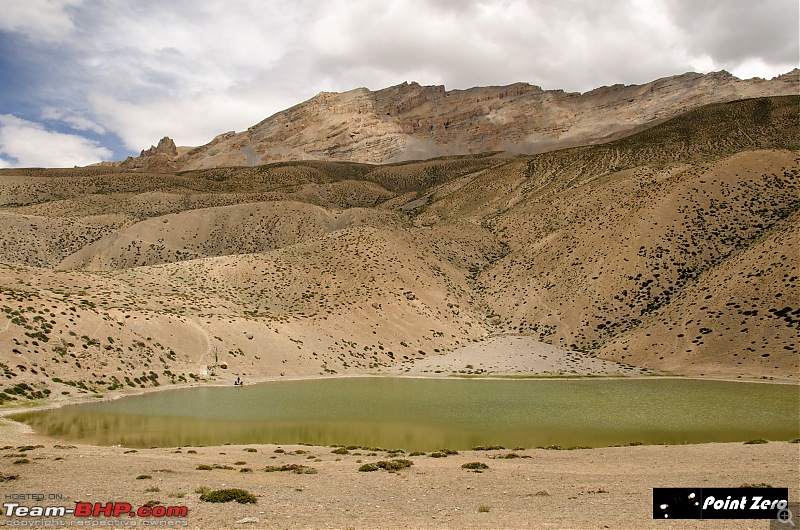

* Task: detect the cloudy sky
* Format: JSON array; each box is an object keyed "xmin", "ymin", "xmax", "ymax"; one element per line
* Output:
[{"xmin": 0, "ymin": 0, "xmax": 797, "ymax": 167}]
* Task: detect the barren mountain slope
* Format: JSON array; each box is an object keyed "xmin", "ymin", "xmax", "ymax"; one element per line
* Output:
[
  {"xmin": 0, "ymin": 221, "xmax": 498, "ymax": 401},
  {"xmin": 416, "ymin": 97, "xmax": 799, "ymax": 377},
  {"xmin": 0, "ymin": 155, "xmax": 505, "ymax": 269},
  {"xmin": 0, "ymin": 97, "xmax": 797, "ymax": 406},
  {"xmin": 473, "ymin": 150, "xmax": 798, "ymax": 376},
  {"xmin": 599, "ymin": 210, "xmax": 800, "ymax": 378},
  {"xmin": 120, "ymin": 70, "xmax": 799, "ymax": 169},
  {"xmin": 57, "ymin": 202, "xmax": 407, "ymax": 270}
]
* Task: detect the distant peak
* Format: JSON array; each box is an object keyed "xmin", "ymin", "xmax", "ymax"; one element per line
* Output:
[{"xmin": 140, "ymin": 136, "xmax": 178, "ymax": 158}]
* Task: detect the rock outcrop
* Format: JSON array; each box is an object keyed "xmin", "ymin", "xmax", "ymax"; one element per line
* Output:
[
  {"xmin": 121, "ymin": 69, "xmax": 800, "ymax": 170},
  {"xmin": 120, "ymin": 136, "xmax": 180, "ymax": 172}
]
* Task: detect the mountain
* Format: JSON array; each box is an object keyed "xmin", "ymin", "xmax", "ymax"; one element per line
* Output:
[
  {"xmin": 0, "ymin": 94, "xmax": 797, "ymax": 403},
  {"xmin": 119, "ymin": 69, "xmax": 799, "ymax": 171}
]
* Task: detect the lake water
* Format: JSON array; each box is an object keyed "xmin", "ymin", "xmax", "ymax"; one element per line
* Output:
[{"xmin": 10, "ymin": 377, "xmax": 799, "ymax": 450}]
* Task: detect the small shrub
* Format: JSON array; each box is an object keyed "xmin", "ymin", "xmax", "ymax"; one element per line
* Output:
[
  {"xmin": 473, "ymin": 445, "xmax": 504, "ymax": 451},
  {"xmin": 331, "ymin": 447, "xmax": 349, "ymax": 455},
  {"xmin": 478, "ymin": 505, "xmax": 491, "ymax": 513},
  {"xmin": 743, "ymin": 439, "xmax": 769, "ymax": 445},
  {"xmin": 168, "ymin": 492, "xmax": 185, "ymax": 498},
  {"xmin": 535, "ymin": 490, "xmax": 550, "ymax": 496},
  {"xmin": 239, "ymin": 468, "xmax": 252, "ymax": 473},
  {"xmin": 194, "ymin": 486, "xmax": 211, "ymax": 495},
  {"xmin": 199, "ymin": 488, "xmax": 257, "ymax": 504},
  {"xmin": 378, "ymin": 459, "xmax": 413, "ymax": 471},
  {"xmin": 234, "ymin": 461, "xmax": 247, "ymax": 465},
  {"xmin": 790, "ymin": 438, "xmax": 800, "ymax": 444},
  {"xmin": 143, "ymin": 500, "xmax": 161, "ymax": 508},
  {"xmin": 428, "ymin": 452, "xmax": 447, "ymax": 458},
  {"xmin": 264, "ymin": 464, "xmax": 317, "ymax": 474},
  {"xmin": 409, "ymin": 451, "xmax": 425, "ymax": 456},
  {"xmin": 0, "ymin": 473, "xmax": 19, "ymax": 481},
  {"xmin": 144, "ymin": 487, "xmax": 160, "ymax": 493},
  {"xmin": 16, "ymin": 445, "xmax": 44, "ymax": 452},
  {"xmin": 244, "ymin": 448, "xmax": 257, "ymax": 453},
  {"xmin": 136, "ymin": 474, "xmax": 152, "ymax": 480},
  {"xmin": 273, "ymin": 449, "xmax": 285, "ymax": 454},
  {"xmin": 462, "ymin": 462, "xmax": 489, "ymax": 470},
  {"xmin": 196, "ymin": 464, "xmax": 213, "ymax": 470},
  {"xmin": 13, "ymin": 459, "xmax": 30, "ymax": 465},
  {"xmin": 359, "ymin": 459, "xmax": 413, "ymax": 472}
]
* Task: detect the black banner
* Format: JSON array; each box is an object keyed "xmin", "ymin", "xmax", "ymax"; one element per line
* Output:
[{"xmin": 653, "ymin": 487, "xmax": 790, "ymax": 519}]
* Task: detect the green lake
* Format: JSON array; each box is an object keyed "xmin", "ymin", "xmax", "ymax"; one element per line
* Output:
[{"xmin": 10, "ymin": 378, "xmax": 800, "ymax": 450}]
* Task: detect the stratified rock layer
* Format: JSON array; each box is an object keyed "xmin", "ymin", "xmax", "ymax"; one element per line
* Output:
[{"xmin": 122, "ymin": 70, "xmax": 799, "ymax": 170}]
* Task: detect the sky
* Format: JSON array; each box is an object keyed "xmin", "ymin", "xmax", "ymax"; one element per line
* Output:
[{"xmin": 0, "ymin": 0, "xmax": 797, "ymax": 168}]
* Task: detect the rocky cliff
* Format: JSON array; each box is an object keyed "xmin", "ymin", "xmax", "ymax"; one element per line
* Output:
[{"xmin": 122, "ymin": 69, "xmax": 799, "ymax": 170}]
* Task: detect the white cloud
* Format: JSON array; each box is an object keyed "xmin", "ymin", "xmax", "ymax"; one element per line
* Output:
[
  {"xmin": 729, "ymin": 57, "xmax": 796, "ymax": 81},
  {"xmin": 300, "ymin": 0, "xmax": 706, "ymax": 92},
  {"xmin": 89, "ymin": 84, "xmax": 305, "ymax": 149},
  {"xmin": 0, "ymin": 114, "xmax": 112, "ymax": 167},
  {"xmin": 1, "ymin": 0, "xmax": 796, "ymax": 159},
  {"xmin": 41, "ymin": 107, "xmax": 106, "ymax": 134},
  {"xmin": 661, "ymin": 0, "xmax": 799, "ymax": 67},
  {"xmin": 0, "ymin": 0, "xmax": 83, "ymax": 42},
  {"xmin": 73, "ymin": 0, "xmax": 313, "ymax": 99}
]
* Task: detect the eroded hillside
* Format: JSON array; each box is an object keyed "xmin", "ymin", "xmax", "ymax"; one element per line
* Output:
[{"xmin": 0, "ymin": 96, "xmax": 797, "ymax": 404}]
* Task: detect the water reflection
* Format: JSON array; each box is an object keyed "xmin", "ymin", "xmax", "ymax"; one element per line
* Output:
[{"xmin": 11, "ymin": 378, "xmax": 799, "ymax": 450}]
